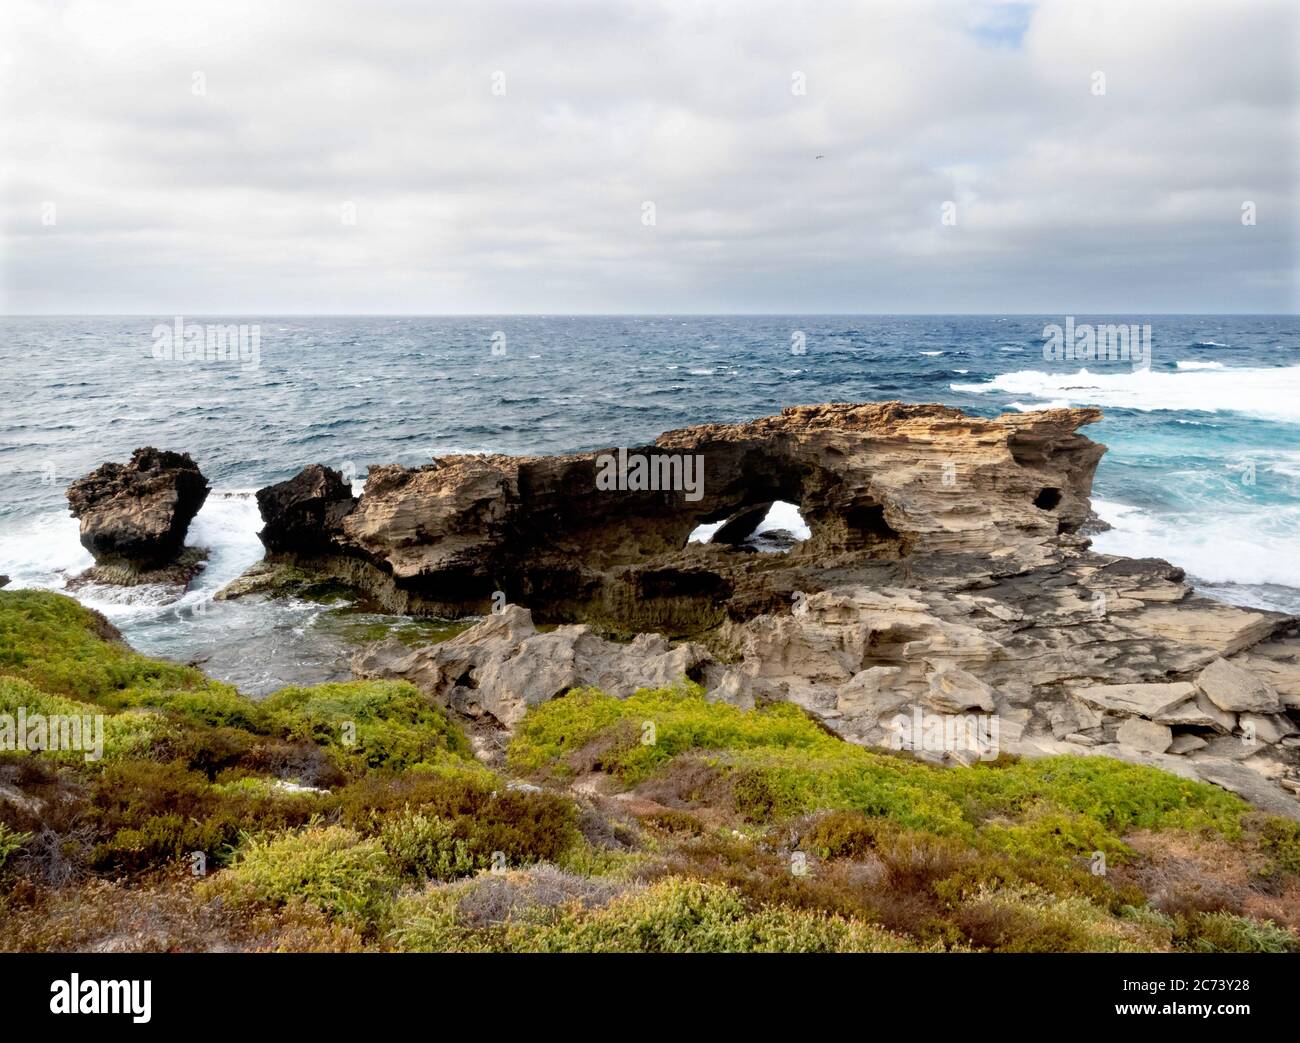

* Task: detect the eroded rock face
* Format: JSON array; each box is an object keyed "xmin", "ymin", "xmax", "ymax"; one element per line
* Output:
[
  {"xmin": 354, "ymin": 562, "xmax": 1300, "ymax": 816},
  {"xmin": 255, "ymin": 402, "xmax": 1105, "ymax": 629},
  {"xmin": 239, "ymin": 400, "xmax": 1300, "ymax": 814},
  {"xmin": 66, "ymin": 448, "xmax": 209, "ymax": 572},
  {"xmin": 353, "ymin": 604, "xmax": 713, "ymax": 736},
  {"xmin": 257, "ymin": 464, "xmax": 357, "ymax": 555}
]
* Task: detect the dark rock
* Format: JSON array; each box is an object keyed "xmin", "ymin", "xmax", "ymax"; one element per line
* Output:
[
  {"xmin": 710, "ymin": 502, "xmax": 774, "ymax": 545},
  {"xmin": 256, "ymin": 464, "xmax": 357, "ymax": 555},
  {"xmin": 66, "ymin": 448, "xmax": 209, "ymax": 570}
]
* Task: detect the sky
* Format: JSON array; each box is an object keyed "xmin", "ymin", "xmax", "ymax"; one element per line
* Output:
[{"xmin": 1, "ymin": 0, "xmax": 1297, "ymax": 315}]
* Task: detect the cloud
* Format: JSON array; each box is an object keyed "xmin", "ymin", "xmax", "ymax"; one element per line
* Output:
[{"xmin": 1, "ymin": 0, "xmax": 1296, "ymax": 313}]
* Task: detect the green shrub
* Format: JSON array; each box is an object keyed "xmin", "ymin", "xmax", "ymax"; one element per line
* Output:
[
  {"xmin": 391, "ymin": 875, "xmax": 917, "ymax": 953},
  {"xmin": 336, "ymin": 766, "xmax": 497, "ymax": 824},
  {"xmin": 205, "ymin": 825, "xmax": 398, "ymax": 928},
  {"xmin": 509, "ymin": 685, "xmax": 1248, "ymax": 845},
  {"xmin": 508, "ymin": 683, "xmax": 832, "ymax": 782},
  {"xmin": 0, "ymin": 590, "xmax": 205, "ymax": 699},
  {"xmin": 1176, "ymin": 911, "xmax": 1297, "ymax": 953},
  {"xmin": 502, "ymin": 878, "xmax": 917, "ymax": 953},
  {"xmin": 87, "ymin": 760, "xmax": 321, "ymax": 873},
  {"xmin": 388, "ymin": 887, "xmax": 488, "ymax": 953},
  {"xmin": 262, "ymin": 681, "xmax": 471, "ymax": 772},
  {"xmin": 955, "ymin": 885, "xmax": 1171, "ymax": 953},
  {"xmin": 801, "ymin": 810, "xmax": 880, "ymax": 860},
  {"xmin": 0, "ymin": 677, "xmax": 170, "ymax": 763},
  {"xmin": 338, "ymin": 770, "xmax": 578, "ymax": 871},
  {"xmin": 379, "ymin": 810, "xmax": 476, "ymax": 880},
  {"xmin": 0, "ymin": 822, "xmax": 31, "ymax": 871},
  {"xmin": 1257, "ymin": 817, "xmax": 1300, "ymax": 877},
  {"xmin": 101, "ymin": 684, "xmax": 267, "ymax": 732}
]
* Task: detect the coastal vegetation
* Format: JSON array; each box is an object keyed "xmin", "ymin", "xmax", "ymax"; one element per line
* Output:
[{"xmin": 1, "ymin": 588, "xmax": 1297, "ymax": 952}]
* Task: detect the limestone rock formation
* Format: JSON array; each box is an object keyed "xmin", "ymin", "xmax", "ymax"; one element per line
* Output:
[
  {"xmin": 65, "ymin": 448, "xmax": 209, "ymax": 582},
  {"xmin": 252, "ymin": 402, "xmax": 1105, "ymax": 629},
  {"xmin": 232, "ymin": 400, "xmax": 1300, "ymax": 815},
  {"xmin": 353, "ymin": 604, "xmax": 713, "ymax": 755},
  {"xmin": 353, "ymin": 582, "xmax": 1300, "ymax": 816}
]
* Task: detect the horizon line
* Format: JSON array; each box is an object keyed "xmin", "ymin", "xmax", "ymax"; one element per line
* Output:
[{"xmin": 2, "ymin": 311, "xmax": 1297, "ymax": 319}]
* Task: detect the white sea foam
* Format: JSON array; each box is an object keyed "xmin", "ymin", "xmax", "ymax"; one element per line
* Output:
[
  {"xmin": 687, "ymin": 520, "xmax": 724, "ymax": 544},
  {"xmin": 0, "ymin": 513, "xmax": 92, "ymax": 585},
  {"xmin": 1270, "ymin": 452, "xmax": 1300, "ymax": 481},
  {"xmin": 1005, "ymin": 399, "xmax": 1072, "ymax": 412},
  {"xmin": 919, "ymin": 350, "xmax": 944, "ymax": 356},
  {"xmin": 952, "ymin": 364, "xmax": 1300, "ymax": 422},
  {"xmin": 1091, "ymin": 497, "xmax": 1300, "ymax": 590},
  {"xmin": 687, "ymin": 500, "xmax": 811, "ymax": 546},
  {"xmin": 753, "ymin": 500, "xmax": 811, "ymax": 540},
  {"xmin": 0, "ymin": 488, "xmax": 266, "ymax": 625},
  {"xmin": 1175, "ymin": 360, "xmax": 1224, "ymax": 370}
]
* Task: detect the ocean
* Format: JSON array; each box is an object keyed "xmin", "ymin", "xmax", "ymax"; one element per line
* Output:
[{"xmin": 2, "ymin": 314, "xmax": 1297, "ymax": 692}]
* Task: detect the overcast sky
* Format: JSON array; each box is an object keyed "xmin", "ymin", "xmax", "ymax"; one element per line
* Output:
[{"xmin": 1, "ymin": 0, "xmax": 1296, "ymax": 314}]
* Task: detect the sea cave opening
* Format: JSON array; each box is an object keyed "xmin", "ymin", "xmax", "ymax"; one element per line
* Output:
[{"xmin": 688, "ymin": 500, "xmax": 811, "ymax": 553}]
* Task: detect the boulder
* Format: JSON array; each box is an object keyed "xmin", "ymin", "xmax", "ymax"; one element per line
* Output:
[
  {"xmin": 353, "ymin": 604, "xmax": 713, "ymax": 730},
  {"xmin": 1168, "ymin": 733, "xmax": 1208, "ymax": 755},
  {"xmin": 1195, "ymin": 657, "xmax": 1283, "ymax": 713},
  {"xmin": 835, "ymin": 666, "xmax": 908, "ymax": 716},
  {"xmin": 925, "ymin": 665, "xmax": 996, "ymax": 713},
  {"xmin": 66, "ymin": 448, "xmax": 209, "ymax": 570},
  {"xmin": 1191, "ymin": 760, "xmax": 1300, "ymax": 819},
  {"xmin": 1153, "ymin": 693, "xmax": 1237, "ymax": 733},
  {"xmin": 1115, "ymin": 717, "xmax": 1174, "ymax": 755},
  {"xmin": 1072, "ymin": 681, "xmax": 1196, "ymax": 719},
  {"xmin": 256, "ymin": 464, "xmax": 357, "ymax": 555}
]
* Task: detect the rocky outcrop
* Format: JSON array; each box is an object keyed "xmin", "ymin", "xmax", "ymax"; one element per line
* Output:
[
  {"xmin": 256, "ymin": 464, "xmax": 357, "ymax": 555},
  {"xmin": 230, "ymin": 400, "xmax": 1300, "ymax": 815},
  {"xmin": 251, "ymin": 402, "xmax": 1105, "ymax": 630},
  {"xmin": 354, "ymin": 580, "xmax": 1300, "ymax": 816},
  {"xmin": 66, "ymin": 448, "xmax": 209, "ymax": 583},
  {"xmin": 354, "ymin": 604, "xmax": 713, "ymax": 755}
]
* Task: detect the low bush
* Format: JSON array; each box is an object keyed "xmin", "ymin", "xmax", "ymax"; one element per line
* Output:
[
  {"xmin": 0, "ymin": 590, "xmax": 205, "ymax": 699},
  {"xmin": 203, "ymin": 824, "xmax": 399, "ymax": 928},
  {"xmin": 1175, "ymin": 910, "xmax": 1297, "ymax": 953},
  {"xmin": 262, "ymin": 681, "xmax": 471, "ymax": 772},
  {"xmin": 0, "ymin": 823, "xmax": 31, "ymax": 871},
  {"xmin": 501, "ymin": 877, "xmax": 918, "ymax": 953}
]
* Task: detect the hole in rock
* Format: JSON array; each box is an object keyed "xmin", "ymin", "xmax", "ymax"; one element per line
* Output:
[
  {"xmin": 688, "ymin": 501, "xmax": 810, "ymax": 554},
  {"xmin": 845, "ymin": 503, "xmax": 900, "ymax": 546},
  {"xmin": 1034, "ymin": 487, "xmax": 1063, "ymax": 511}
]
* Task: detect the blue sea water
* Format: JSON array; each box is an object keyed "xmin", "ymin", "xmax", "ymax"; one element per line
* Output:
[{"xmin": 2, "ymin": 315, "xmax": 1297, "ymax": 690}]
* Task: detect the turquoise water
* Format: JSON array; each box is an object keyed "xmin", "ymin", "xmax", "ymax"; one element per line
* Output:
[{"xmin": 1, "ymin": 315, "xmax": 1296, "ymax": 687}]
